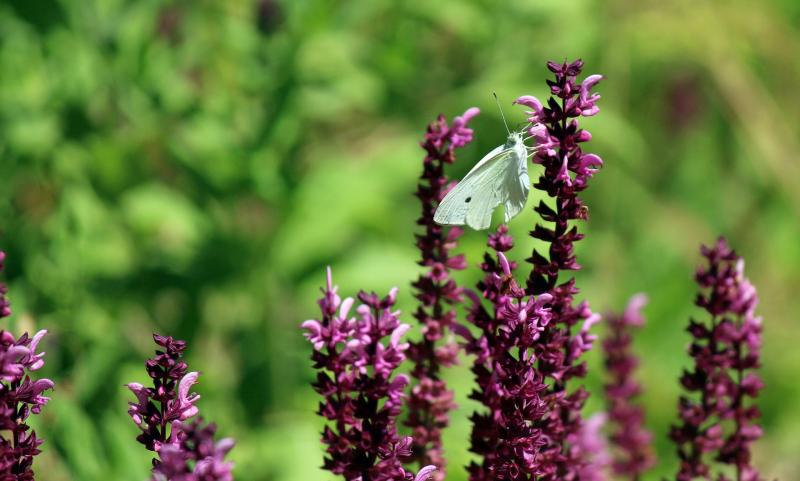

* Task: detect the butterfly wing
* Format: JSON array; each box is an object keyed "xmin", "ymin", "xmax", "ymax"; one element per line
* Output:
[
  {"xmin": 464, "ymin": 166, "xmax": 506, "ymax": 230},
  {"xmin": 502, "ymin": 137, "xmax": 530, "ymax": 223},
  {"xmin": 434, "ymin": 145, "xmax": 514, "ymax": 230},
  {"xmin": 435, "ymin": 134, "xmax": 531, "ymax": 230}
]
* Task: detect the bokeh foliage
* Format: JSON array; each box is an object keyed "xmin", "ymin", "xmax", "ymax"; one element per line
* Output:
[{"xmin": 1, "ymin": 0, "xmax": 799, "ymax": 480}]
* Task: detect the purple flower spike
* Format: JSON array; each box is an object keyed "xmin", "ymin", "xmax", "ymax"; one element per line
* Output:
[
  {"xmin": 603, "ymin": 294, "xmax": 656, "ymax": 479},
  {"xmin": 304, "ymin": 269, "xmax": 422, "ymax": 481},
  {"xmin": 405, "ymin": 108, "xmax": 477, "ymax": 479},
  {"xmin": 670, "ymin": 238, "xmax": 765, "ymax": 481},
  {"xmin": 128, "ymin": 334, "xmax": 235, "ymax": 478},
  {"xmin": 127, "ymin": 333, "xmax": 199, "ymax": 456},
  {"xmin": 0, "ymin": 251, "xmax": 54, "ymax": 479},
  {"xmin": 512, "ymin": 59, "xmax": 605, "ymax": 480},
  {"xmin": 466, "ymin": 226, "xmax": 559, "ymax": 481}
]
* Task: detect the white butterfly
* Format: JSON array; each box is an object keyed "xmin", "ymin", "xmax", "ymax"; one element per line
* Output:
[{"xmin": 434, "ymin": 130, "xmax": 530, "ymax": 230}]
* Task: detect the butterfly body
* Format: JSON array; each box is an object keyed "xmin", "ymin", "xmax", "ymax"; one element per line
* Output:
[{"xmin": 434, "ymin": 131, "xmax": 530, "ymax": 230}]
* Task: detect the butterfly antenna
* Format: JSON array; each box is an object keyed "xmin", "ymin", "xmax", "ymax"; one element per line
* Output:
[{"xmin": 493, "ymin": 91, "xmax": 511, "ymax": 135}]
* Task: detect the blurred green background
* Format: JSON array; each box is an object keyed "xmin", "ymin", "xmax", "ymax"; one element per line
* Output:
[{"xmin": 1, "ymin": 0, "xmax": 799, "ymax": 480}]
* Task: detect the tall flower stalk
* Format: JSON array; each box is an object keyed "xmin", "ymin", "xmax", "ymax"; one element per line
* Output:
[
  {"xmin": 670, "ymin": 238, "xmax": 764, "ymax": 481},
  {"xmin": 465, "ymin": 227, "xmax": 559, "ymax": 481},
  {"xmin": 406, "ymin": 107, "xmax": 478, "ymax": 478},
  {"xmin": 127, "ymin": 334, "xmax": 201, "ymax": 456},
  {"xmin": 603, "ymin": 294, "xmax": 656, "ymax": 480},
  {"xmin": 0, "ymin": 251, "xmax": 54, "ymax": 480},
  {"xmin": 127, "ymin": 334, "xmax": 235, "ymax": 480},
  {"xmin": 465, "ymin": 59, "xmax": 604, "ymax": 481},
  {"xmin": 302, "ymin": 269, "xmax": 435, "ymax": 481},
  {"xmin": 514, "ymin": 58, "xmax": 605, "ymax": 479}
]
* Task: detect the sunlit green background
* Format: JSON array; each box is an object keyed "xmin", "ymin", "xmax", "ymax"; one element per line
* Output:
[{"xmin": 1, "ymin": 0, "xmax": 799, "ymax": 480}]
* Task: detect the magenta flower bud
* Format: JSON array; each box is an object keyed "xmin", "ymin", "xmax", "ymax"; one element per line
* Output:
[
  {"xmin": 497, "ymin": 252, "xmax": 512, "ymax": 277},
  {"xmin": 576, "ymin": 129, "xmax": 593, "ymax": 142},
  {"xmin": 556, "ymin": 155, "xmax": 573, "ymax": 186}
]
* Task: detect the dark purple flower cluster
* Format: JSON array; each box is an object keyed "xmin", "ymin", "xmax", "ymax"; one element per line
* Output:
[
  {"xmin": 128, "ymin": 334, "xmax": 234, "ymax": 480},
  {"xmin": 128, "ymin": 334, "xmax": 201, "ymax": 456},
  {"xmin": 405, "ymin": 108, "xmax": 478, "ymax": 478},
  {"xmin": 0, "ymin": 251, "xmax": 54, "ymax": 480},
  {"xmin": 512, "ymin": 58, "xmax": 604, "ymax": 479},
  {"xmin": 670, "ymin": 238, "xmax": 764, "ymax": 481},
  {"xmin": 603, "ymin": 294, "xmax": 656, "ymax": 480},
  {"xmin": 152, "ymin": 419, "xmax": 235, "ymax": 481},
  {"xmin": 302, "ymin": 268, "xmax": 436, "ymax": 481},
  {"xmin": 464, "ymin": 228, "xmax": 558, "ymax": 481}
]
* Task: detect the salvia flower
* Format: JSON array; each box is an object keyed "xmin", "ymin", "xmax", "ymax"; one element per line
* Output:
[
  {"xmin": 152, "ymin": 419, "xmax": 235, "ymax": 481},
  {"xmin": 603, "ymin": 294, "xmax": 656, "ymax": 479},
  {"xmin": 405, "ymin": 108, "xmax": 478, "ymax": 478},
  {"xmin": 464, "ymin": 229, "xmax": 558, "ymax": 481},
  {"xmin": 0, "ymin": 251, "xmax": 54, "ymax": 479},
  {"xmin": 127, "ymin": 333, "xmax": 200, "ymax": 457},
  {"xmin": 423, "ymin": 107, "xmax": 480, "ymax": 152},
  {"xmin": 670, "ymin": 238, "xmax": 764, "ymax": 481},
  {"xmin": 513, "ymin": 58, "xmax": 605, "ymax": 480},
  {"xmin": 302, "ymin": 268, "xmax": 436, "ymax": 481}
]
